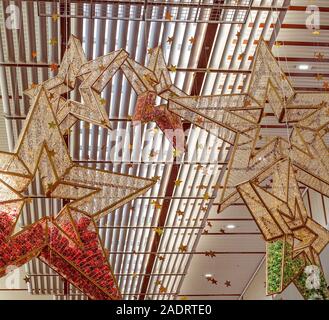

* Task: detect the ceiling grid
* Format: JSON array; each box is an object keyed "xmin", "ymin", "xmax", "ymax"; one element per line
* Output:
[{"xmin": 0, "ymin": 0, "xmax": 328, "ymax": 300}]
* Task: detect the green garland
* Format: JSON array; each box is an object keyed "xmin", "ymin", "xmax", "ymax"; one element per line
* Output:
[
  {"xmin": 267, "ymin": 240, "xmax": 284, "ymax": 294},
  {"xmin": 295, "ymin": 269, "xmax": 329, "ymax": 300},
  {"xmin": 267, "ymin": 239, "xmax": 307, "ymax": 296},
  {"xmin": 282, "ymin": 243, "xmax": 304, "ymax": 287},
  {"xmin": 267, "ymin": 239, "xmax": 329, "ymax": 299}
]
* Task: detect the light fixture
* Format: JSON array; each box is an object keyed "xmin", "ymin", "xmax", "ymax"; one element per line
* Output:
[
  {"xmin": 204, "ymin": 273, "xmax": 213, "ymax": 278},
  {"xmin": 297, "ymin": 64, "xmax": 310, "ymax": 70},
  {"xmin": 226, "ymin": 224, "xmax": 236, "ymax": 229}
]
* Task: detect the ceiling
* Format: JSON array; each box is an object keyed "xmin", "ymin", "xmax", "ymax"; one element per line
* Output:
[{"xmin": 0, "ymin": 0, "xmax": 328, "ymax": 300}]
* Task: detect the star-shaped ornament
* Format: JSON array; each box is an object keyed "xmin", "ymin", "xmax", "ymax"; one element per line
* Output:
[
  {"xmin": 0, "ymin": 88, "xmax": 155, "ymax": 300},
  {"xmin": 169, "ymin": 39, "xmax": 329, "ymax": 214},
  {"xmin": 151, "ymin": 200, "xmax": 162, "ymax": 210},
  {"xmin": 167, "ymin": 36, "xmax": 174, "ymax": 44},
  {"xmin": 159, "ymin": 286, "xmax": 167, "ymax": 293},
  {"xmin": 205, "ymin": 250, "xmax": 216, "ymax": 258},
  {"xmin": 50, "ymin": 63, "xmax": 58, "ymax": 72},
  {"xmin": 237, "ymin": 159, "xmax": 329, "ymax": 297},
  {"xmin": 165, "ymin": 11, "xmax": 173, "ymax": 21},
  {"xmin": 174, "ymin": 179, "xmax": 183, "ymax": 186},
  {"xmin": 25, "ymin": 35, "xmax": 129, "ymax": 134},
  {"xmin": 315, "ymin": 52, "xmax": 324, "ymax": 60},
  {"xmin": 51, "ymin": 13, "xmax": 59, "ymax": 22},
  {"xmin": 153, "ymin": 227, "xmax": 164, "ymax": 236},
  {"xmin": 49, "ymin": 38, "xmax": 58, "ymax": 46},
  {"xmin": 315, "ymin": 74, "xmax": 323, "ymax": 81},
  {"xmin": 178, "ymin": 244, "xmax": 187, "ymax": 253},
  {"xmin": 189, "ymin": 37, "xmax": 195, "ymax": 44},
  {"xmin": 168, "ymin": 64, "xmax": 177, "ymax": 73},
  {"xmin": 224, "ymin": 280, "xmax": 231, "ymax": 287}
]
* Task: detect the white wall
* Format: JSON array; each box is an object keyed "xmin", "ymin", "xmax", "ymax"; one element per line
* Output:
[{"xmin": 0, "ymin": 266, "xmax": 53, "ymax": 300}]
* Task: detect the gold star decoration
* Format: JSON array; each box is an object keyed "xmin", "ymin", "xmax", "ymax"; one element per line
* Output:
[
  {"xmin": 168, "ymin": 64, "xmax": 177, "ymax": 73},
  {"xmin": 205, "ymin": 250, "xmax": 216, "ymax": 258},
  {"xmin": 315, "ymin": 52, "xmax": 324, "ymax": 60},
  {"xmin": 49, "ymin": 37, "xmax": 58, "ymax": 46},
  {"xmin": 50, "ymin": 63, "xmax": 58, "ymax": 72},
  {"xmin": 151, "ymin": 200, "xmax": 162, "ymax": 210},
  {"xmin": 203, "ymin": 192, "xmax": 210, "ymax": 200},
  {"xmin": 51, "ymin": 13, "xmax": 59, "ymax": 22},
  {"xmin": 48, "ymin": 121, "xmax": 57, "ymax": 129},
  {"xmin": 195, "ymin": 164, "xmax": 203, "ymax": 171},
  {"xmin": 178, "ymin": 244, "xmax": 188, "ymax": 253},
  {"xmin": 167, "ymin": 36, "xmax": 174, "ymax": 44},
  {"xmin": 48, "ymin": 149, "xmax": 56, "ymax": 157},
  {"xmin": 224, "ymin": 280, "xmax": 231, "ymax": 287},
  {"xmin": 189, "ymin": 36, "xmax": 195, "ymax": 44},
  {"xmin": 159, "ymin": 285, "xmax": 167, "ymax": 293},
  {"xmin": 155, "ymin": 280, "xmax": 162, "ymax": 286},
  {"xmin": 147, "ymin": 48, "xmax": 154, "ymax": 55},
  {"xmin": 23, "ymin": 275, "xmax": 30, "ymax": 283},
  {"xmin": 98, "ymin": 64, "xmax": 106, "ymax": 72},
  {"xmin": 176, "ymin": 209, "xmax": 184, "ymax": 216},
  {"xmin": 31, "ymin": 51, "xmax": 37, "ymax": 59},
  {"xmin": 158, "ymin": 255, "xmax": 165, "ymax": 261},
  {"xmin": 25, "ymin": 35, "xmax": 129, "ymax": 135},
  {"xmin": 0, "ymin": 88, "xmax": 155, "ymax": 299},
  {"xmin": 153, "ymin": 227, "xmax": 164, "ymax": 236},
  {"xmin": 149, "ymin": 149, "xmax": 158, "ymax": 158},
  {"xmin": 165, "ymin": 11, "xmax": 173, "ymax": 21},
  {"xmin": 206, "ymin": 276, "xmax": 218, "ymax": 285},
  {"xmin": 172, "ymin": 148, "xmax": 182, "ymax": 158},
  {"xmin": 174, "ymin": 179, "xmax": 183, "ymax": 186},
  {"xmin": 315, "ymin": 74, "xmax": 323, "ymax": 81},
  {"xmin": 323, "ymin": 81, "xmax": 329, "ymax": 90}
]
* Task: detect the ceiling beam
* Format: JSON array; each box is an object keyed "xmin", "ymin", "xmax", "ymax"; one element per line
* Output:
[
  {"xmin": 138, "ymin": 2, "xmax": 222, "ymax": 300},
  {"xmin": 255, "ymin": 40, "xmax": 329, "ymax": 47}
]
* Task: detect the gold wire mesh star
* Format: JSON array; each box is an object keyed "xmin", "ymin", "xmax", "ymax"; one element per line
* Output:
[
  {"xmin": 237, "ymin": 159, "xmax": 329, "ymax": 297},
  {"xmin": 0, "ymin": 87, "xmax": 155, "ymax": 299},
  {"xmin": 24, "ymin": 35, "xmax": 129, "ymax": 134},
  {"xmin": 168, "ymin": 39, "xmax": 329, "ymax": 299},
  {"xmin": 169, "ymin": 39, "xmax": 329, "ymax": 212}
]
